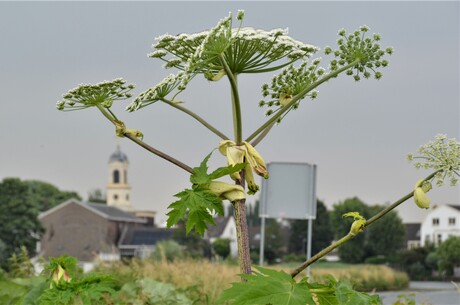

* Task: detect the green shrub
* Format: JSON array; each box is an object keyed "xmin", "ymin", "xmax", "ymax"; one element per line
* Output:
[{"xmin": 151, "ymin": 240, "xmax": 184, "ymax": 262}]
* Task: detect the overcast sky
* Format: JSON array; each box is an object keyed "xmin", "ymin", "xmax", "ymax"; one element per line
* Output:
[{"xmin": 1, "ymin": 1, "xmax": 459, "ymax": 224}]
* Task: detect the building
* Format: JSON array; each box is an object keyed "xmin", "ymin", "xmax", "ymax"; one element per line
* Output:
[
  {"xmin": 404, "ymin": 223, "xmax": 421, "ymax": 249},
  {"xmin": 420, "ymin": 204, "xmax": 460, "ymax": 246},
  {"xmin": 37, "ymin": 147, "xmax": 171, "ymax": 266},
  {"xmin": 206, "ymin": 216, "xmax": 238, "ymax": 257},
  {"xmin": 38, "ymin": 199, "xmax": 145, "ymax": 262},
  {"xmin": 106, "ymin": 146, "xmax": 133, "ymax": 212}
]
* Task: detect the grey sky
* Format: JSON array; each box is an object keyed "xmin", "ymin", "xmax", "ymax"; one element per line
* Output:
[{"xmin": 1, "ymin": 1, "xmax": 459, "ymax": 224}]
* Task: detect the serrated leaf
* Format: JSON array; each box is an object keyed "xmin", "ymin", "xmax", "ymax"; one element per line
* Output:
[
  {"xmin": 335, "ymin": 280, "xmax": 381, "ymax": 305},
  {"xmin": 209, "ymin": 162, "xmax": 246, "ymax": 180},
  {"xmin": 218, "ymin": 266, "xmax": 315, "ymax": 305},
  {"xmin": 190, "ymin": 152, "xmax": 213, "ymax": 185},
  {"xmin": 166, "ymin": 187, "xmax": 223, "ymax": 236}
]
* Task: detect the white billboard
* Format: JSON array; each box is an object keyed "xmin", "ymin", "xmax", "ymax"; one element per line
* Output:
[{"xmin": 260, "ymin": 162, "xmax": 317, "ymax": 220}]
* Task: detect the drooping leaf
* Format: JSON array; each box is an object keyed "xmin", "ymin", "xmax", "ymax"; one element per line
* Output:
[
  {"xmin": 335, "ymin": 280, "xmax": 381, "ymax": 305},
  {"xmin": 218, "ymin": 266, "xmax": 315, "ymax": 305},
  {"xmin": 308, "ymin": 277, "xmax": 382, "ymax": 305}
]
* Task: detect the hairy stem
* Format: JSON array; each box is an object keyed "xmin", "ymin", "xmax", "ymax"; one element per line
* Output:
[
  {"xmin": 290, "ymin": 171, "xmax": 439, "ymax": 278},
  {"xmin": 123, "ymin": 133, "xmax": 193, "ymax": 174},
  {"xmin": 246, "ymin": 59, "xmax": 360, "ymax": 143},
  {"xmin": 95, "ymin": 104, "xmax": 193, "ymax": 174},
  {"xmin": 161, "ymin": 98, "xmax": 229, "ymax": 140},
  {"xmin": 220, "ymin": 54, "xmax": 252, "ymax": 275},
  {"xmin": 233, "ymin": 172, "xmax": 252, "ymax": 276}
]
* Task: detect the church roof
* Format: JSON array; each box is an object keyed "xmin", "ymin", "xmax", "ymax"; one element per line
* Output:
[{"xmin": 109, "ymin": 146, "xmax": 128, "ymax": 163}]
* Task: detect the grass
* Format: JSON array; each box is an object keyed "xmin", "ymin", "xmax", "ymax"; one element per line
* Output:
[{"xmin": 96, "ymin": 258, "xmax": 409, "ymax": 303}]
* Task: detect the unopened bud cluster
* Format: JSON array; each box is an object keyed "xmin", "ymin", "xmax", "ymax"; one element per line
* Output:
[
  {"xmin": 324, "ymin": 26, "xmax": 393, "ymax": 81},
  {"xmin": 56, "ymin": 78, "xmax": 134, "ymax": 111},
  {"xmin": 259, "ymin": 60, "xmax": 321, "ymax": 121},
  {"xmin": 407, "ymin": 134, "xmax": 460, "ymax": 186}
]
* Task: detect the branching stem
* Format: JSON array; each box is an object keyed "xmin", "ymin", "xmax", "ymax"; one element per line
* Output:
[
  {"xmin": 290, "ymin": 171, "xmax": 439, "ymax": 278},
  {"xmin": 95, "ymin": 104, "xmax": 193, "ymax": 174},
  {"xmin": 246, "ymin": 59, "xmax": 360, "ymax": 143},
  {"xmin": 161, "ymin": 98, "xmax": 229, "ymax": 140}
]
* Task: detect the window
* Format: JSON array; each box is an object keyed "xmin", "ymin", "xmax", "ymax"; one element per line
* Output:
[
  {"xmin": 126, "ymin": 194, "xmax": 129, "ymax": 201},
  {"xmin": 113, "ymin": 170, "xmax": 120, "ymax": 183},
  {"xmin": 437, "ymin": 234, "xmax": 442, "ymax": 245},
  {"xmin": 448, "ymin": 217, "xmax": 456, "ymax": 225},
  {"xmin": 432, "ymin": 218, "xmax": 439, "ymax": 226},
  {"xmin": 124, "ymin": 170, "xmax": 128, "ymax": 183},
  {"xmin": 114, "ymin": 194, "xmax": 118, "ymax": 201}
]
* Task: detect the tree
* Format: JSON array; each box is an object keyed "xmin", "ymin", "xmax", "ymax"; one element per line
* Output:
[
  {"xmin": 0, "ymin": 178, "xmax": 80, "ymax": 270},
  {"xmin": 87, "ymin": 189, "xmax": 106, "ymax": 204},
  {"xmin": 213, "ymin": 238, "xmax": 231, "ymax": 259},
  {"xmin": 288, "ymin": 200, "xmax": 334, "ymax": 256},
  {"xmin": 436, "ymin": 236, "xmax": 460, "ymax": 276},
  {"xmin": 365, "ymin": 205, "xmax": 405, "ymax": 257}
]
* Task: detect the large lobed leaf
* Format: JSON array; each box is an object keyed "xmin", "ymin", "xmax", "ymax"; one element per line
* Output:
[
  {"xmin": 167, "ymin": 151, "xmax": 245, "ymax": 236},
  {"xmin": 219, "ymin": 269, "xmax": 382, "ymax": 305},
  {"xmin": 218, "ymin": 266, "xmax": 315, "ymax": 305}
]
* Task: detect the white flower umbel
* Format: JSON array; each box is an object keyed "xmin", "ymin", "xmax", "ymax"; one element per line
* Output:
[
  {"xmin": 57, "ymin": 78, "xmax": 134, "ymax": 111},
  {"xmin": 407, "ymin": 134, "xmax": 460, "ymax": 186},
  {"xmin": 149, "ymin": 11, "xmax": 318, "ymax": 76}
]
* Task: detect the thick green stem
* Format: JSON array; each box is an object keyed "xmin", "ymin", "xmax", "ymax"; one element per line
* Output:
[
  {"xmin": 162, "ymin": 98, "xmax": 229, "ymax": 140},
  {"xmin": 246, "ymin": 59, "xmax": 360, "ymax": 143},
  {"xmin": 290, "ymin": 171, "xmax": 439, "ymax": 278},
  {"xmin": 220, "ymin": 54, "xmax": 243, "ymax": 144},
  {"xmin": 220, "ymin": 54, "xmax": 251, "ymax": 276},
  {"xmin": 291, "ymin": 233, "xmax": 354, "ymax": 278}
]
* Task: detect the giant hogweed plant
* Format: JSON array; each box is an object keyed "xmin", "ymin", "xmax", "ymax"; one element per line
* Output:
[{"xmin": 57, "ymin": 11, "xmax": 459, "ymax": 305}]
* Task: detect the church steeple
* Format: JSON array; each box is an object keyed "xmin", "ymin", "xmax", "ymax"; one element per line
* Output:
[{"xmin": 107, "ymin": 146, "xmax": 133, "ymax": 211}]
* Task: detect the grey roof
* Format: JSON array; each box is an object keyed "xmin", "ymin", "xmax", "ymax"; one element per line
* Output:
[
  {"xmin": 86, "ymin": 202, "xmax": 143, "ymax": 223},
  {"xmin": 109, "ymin": 146, "xmax": 128, "ymax": 163},
  {"xmin": 206, "ymin": 216, "xmax": 230, "ymax": 238},
  {"xmin": 405, "ymin": 223, "xmax": 421, "ymax": 241},
  {"xmin": 447, "ymin": 204, "xmax": 460, "ymax": 211},
  {"xmin": 118, "ymin": 227, "xmax": 174, "ymax": 247}
]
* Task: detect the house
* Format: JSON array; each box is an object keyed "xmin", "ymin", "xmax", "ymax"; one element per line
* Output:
[
  {"xmin": 404, "ymin": 223, "xmax": 421, "ymax": 249},
  {"xmin": 38, "ymin": 199, "xmax": 146, "ymax": 262},
  {"xmin": 420, "ymin": 204, "xmax": 460, "ymax": 246},
  {"xmin": 206, "ymin": 216, "xmax": 238, "ymax": 257},
  {"xmin": 37, "ymin": 147, "xmax": 172, "ymax": 268},
  {"xmin": 118, "ymin": 226, "xmax": 173, "ymax": 258}
]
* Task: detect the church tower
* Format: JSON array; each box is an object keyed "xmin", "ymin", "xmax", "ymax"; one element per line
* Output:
[{"xmin": 107, "ymin": 146, "xmax": 134, "ymax": 212}]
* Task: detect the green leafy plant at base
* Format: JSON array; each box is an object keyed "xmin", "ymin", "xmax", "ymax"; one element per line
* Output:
[{"xmin": 56, "ymin": 9, "xmax": 459, "ymax": 305}]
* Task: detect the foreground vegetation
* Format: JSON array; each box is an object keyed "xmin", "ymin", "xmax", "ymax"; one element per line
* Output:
[{"xmin": 0, "ymin": 255, "xmax": 410, "ymax": 305}]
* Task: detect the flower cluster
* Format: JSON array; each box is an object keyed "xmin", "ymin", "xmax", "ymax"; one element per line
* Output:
[
  {"xmin": 407, "ymin": 134, "xmax": 460, "ymax": 186},
  {"xmin": 56, "ymin": 79, "xmax": 134, "ymax": 111},
  {"xmin": 126, "ymin": 73, "xmax": 185, "ymax": 112},
  {"xmin": 149, "ymin": 11, "xmax": 318, "ymax": 77},
  {"xmin": 259, "ymin": 59, "xmax": 322, "ymax": 120},
  {"xmin": 324, "ymin": 26, "xmax": 393, "ymax": 81}
]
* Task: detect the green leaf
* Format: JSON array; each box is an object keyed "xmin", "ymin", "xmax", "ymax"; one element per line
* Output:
[
  {"xmin": 166, "ymin": 187, "xmax": 223, "ymax": 236},
  {"xmin": 190, "ymin": 153, "xmax": 213, "ymax": 185},
  {"xmin": 218, "ymin": 266, "xmax": 315, "ymax": 305},
  {"xmin": 209, "ymin": 162, "xmax": 246, "ymax": 180},
  {"xmin": 308, "ymin": 277, "xmax": 382, "ymax": 305},
  {"xmin": 335, "ymin": 280, "xmax": 381, "ymax": 305}
]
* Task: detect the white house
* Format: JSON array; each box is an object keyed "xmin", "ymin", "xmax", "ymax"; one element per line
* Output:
[
  {"xmin": 420, "ymin": 204, "xmax": 460, "ymax": 246},
  {"xmin": 207, "ymin": 216, "xmax": 238, "ymax": 257}
]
